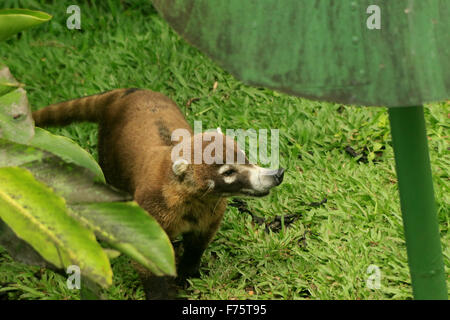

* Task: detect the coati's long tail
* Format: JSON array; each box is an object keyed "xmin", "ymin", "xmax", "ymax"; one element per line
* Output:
[{"xmin": 33, "ymin": 89, "xmax": 128, "ymax": 126}]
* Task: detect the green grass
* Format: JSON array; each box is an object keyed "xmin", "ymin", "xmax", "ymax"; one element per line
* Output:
[{"xmin": 0, "ymin": 0, "xmax": 448, "ymax": 300}]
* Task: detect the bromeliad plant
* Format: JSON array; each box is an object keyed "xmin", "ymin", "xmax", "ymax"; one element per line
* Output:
[{"xmin": 0, "ymin": 9, "xmax": 175, "ymax": 298}]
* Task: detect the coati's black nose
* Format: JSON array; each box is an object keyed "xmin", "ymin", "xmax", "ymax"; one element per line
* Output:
[{"xmin": 274, "ymin": 167, "xmax": 285, "ymax": 185}]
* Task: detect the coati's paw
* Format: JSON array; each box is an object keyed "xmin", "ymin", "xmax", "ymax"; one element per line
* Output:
[
  {"xmin": 145, "ymin": 289, "xmax": 169, "ymax": 300},
  {"xmin": 176, "ymin": 268, "xmax": 201, "ymax": 287},
  {"xmin": 142, "ymin": 275, "xmax": 177, "ymax": 300}
]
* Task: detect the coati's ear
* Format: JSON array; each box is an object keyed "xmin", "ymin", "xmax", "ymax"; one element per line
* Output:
[{"xmin": 172, "ymin": 159, "xmax": 189, "ymax": 176}]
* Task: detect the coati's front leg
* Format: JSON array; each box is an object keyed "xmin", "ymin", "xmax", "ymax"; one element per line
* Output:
[
  {"xmin": 177, "ymin": 230, "xmax": 215, "ymax": 281},
  {"xmin": 135, "ymin": 222, "xmax": 221, "ymax": 299},
  {"xmin": 135, "ymin": 229, "xmax": 215, "ymax": 299},
  {"xmin": 177, "ymin": 206, "xmax": 225, "ymax": 282}
]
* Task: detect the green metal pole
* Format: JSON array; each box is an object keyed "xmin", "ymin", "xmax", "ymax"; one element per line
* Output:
[{"xmin": 388, "ymin": 106, "xmax": 447, "ymax": 300}]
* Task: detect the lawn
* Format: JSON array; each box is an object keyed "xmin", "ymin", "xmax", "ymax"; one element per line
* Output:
[{"xmin": 0, "ymin": 0, "xmax": 448, "ymax": 300}]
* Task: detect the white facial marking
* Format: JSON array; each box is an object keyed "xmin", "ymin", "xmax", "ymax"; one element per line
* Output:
[
  {"xmin": 224, "ymin": 175, "xmax": 237, "ymax": 184},
  {"xmin": 207, "ymin": 179, "xmax": 215, "ymax": 189},
  {"xmin": 218, "ymin": 165, "xmax": 232, "ymax": 175},
  {"xmin": 248, "ymin": 166, "xmax": 261, "ymax": 188},
  {"xmin": 172, "ymin": 159, "xmax": 189, "ymax": 176},
  {"xmin": 248, "ymin": 166, "xmax": 277, "ymax": 192}
]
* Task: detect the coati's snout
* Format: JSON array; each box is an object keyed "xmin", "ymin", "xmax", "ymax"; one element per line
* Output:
[
  {"xmin": 261, "ymin": 167, "xmax": 285, "ymax": 186},
  {"xmin": 215, "ymin": 164, "xmax": 285, "ymax": 197}
]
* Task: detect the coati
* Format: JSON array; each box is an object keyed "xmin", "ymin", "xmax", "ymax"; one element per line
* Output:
[{"xmin": 33, "ymin": 88, "xmax": 285, "ymax": 298}]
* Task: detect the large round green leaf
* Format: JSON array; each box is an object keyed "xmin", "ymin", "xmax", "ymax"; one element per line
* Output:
[
  {"xmin": 153, "ymin": 0, "xmax": 450, "ymax": 106},
  {"xmin": 0, "ymin": 9, "xmax": 52, "ymax": 41}
]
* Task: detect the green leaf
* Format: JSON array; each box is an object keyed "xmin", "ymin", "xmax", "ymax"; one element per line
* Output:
[
  {"xmin": 0, "ymin": 138, "xmax": 45, "ymax": 167},
  {"xmin": 0, "ymin": 9, "xmax": 52, "ymax": 41},
  {"xmin": 0, "ymin": 87, "xmax": 34, "ymax": 144},
  {"xmin": 0, "ymin": 139, "xmax": 129, "ymax": 204},
  {"xmin": 0, "ymin": 64, "xmax": 102, "ymax": 179},
  {"xmin": 0, "ymin": 218, "xmax": 54, "ymax": 268},
  {"xmin": 22, "ymin": 155, "xmax": 129, "ymax": 205},
  {"xmin": 0, "ymin": 63, "xmax": 20, "ymax": 97},
  {"xmin": 29, "ymin": 128, "xmax": 106, "ymax": 182},
  {"xmin": 70, "ymin": 202, "xmax": 176, "ymax": 277},
  {"xmin": 0, "ymin": 139, "xmax": 173, "ymax": 277},
  {"xmin": 373, "ymin": 142, "xmax": 383, "ymax": 152},
  {"xmin": 0, "ymin": 81, "xmax": 19, "ymax": 97},
  {"xmin": 103, "ymin": 248, "xmax": 121, "ymax": 260},
  {"xmin": 0, "ymin": 167, "xmax": 113, "ymax": 287},
  {"xmin": 154, "ymin": 0, "xmax": 450, "ymax": 106}
]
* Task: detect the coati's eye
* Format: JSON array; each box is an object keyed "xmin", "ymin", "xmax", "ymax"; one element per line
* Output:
[{"xmin": 222, "ymin": 169, "xmax": 236, "ymax": 176}]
